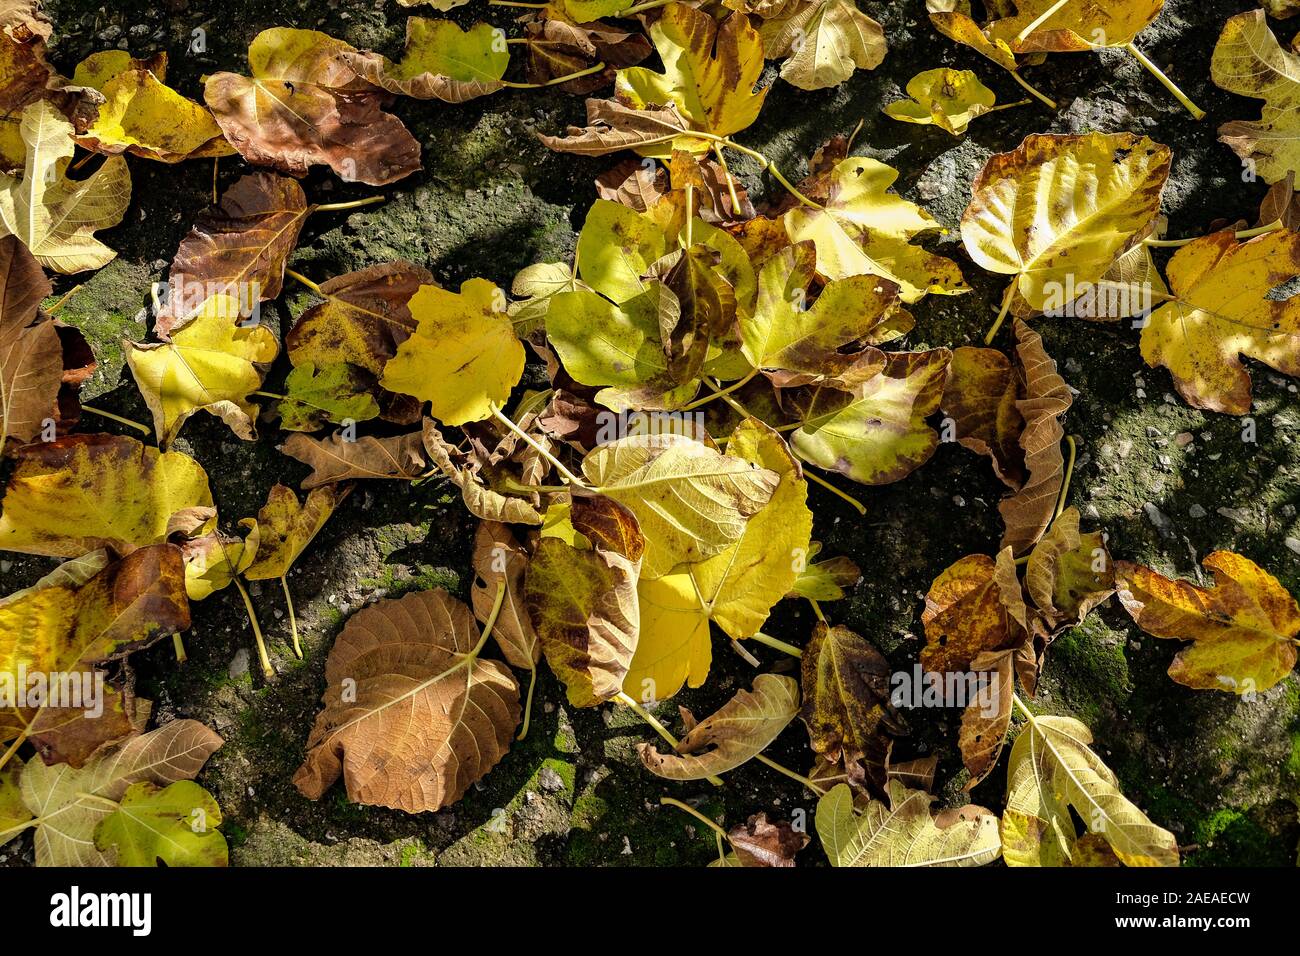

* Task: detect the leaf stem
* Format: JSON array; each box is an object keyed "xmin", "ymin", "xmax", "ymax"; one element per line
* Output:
[
  {"xmin": 283, "ymin": 268, "xmax": 325, "ymax": 296},
  {"xmin": 471, "ymin": 581, "xmax": 509, "ymax": 662},
  {"xmin": 0, "ymin": 818, "xmax": 37, "ymax": 844},
  {"xmin": 1144, "ymin": 219, "xmax": 1282, "ymax": 248},
  {"xmin": 173, "ymin": 633, "xmax": 187, "ymax": 663},
  {"xmin": 1009, "ymin": 70, "xmax": 1057, "ymax": 109},
  {"xmin": 79, "ymin": 404, "xmax": 150, "ymax": 435},
  {"xmin": 46, "ymin": 284, "xmax": 83, "ymax": 313},
  {"xmin": 659, "ymin": 795, "xmax": 729, "ymax": 840},
  {"xmin": 1015, "ymin": 0, "xmax": 1069, "ymax": 43},
  {"xmin": 282, "ymin": 576, "xmax": 303, "ymax": 659},
  {"xmin": 233, "ymin": 577, "xmax": 274, "ymax": 680},
  {"xmin": 313, "ymin": 195, "xmax": 386, "ymax": 214},
  {"xmin": 615, "ymin": 691, "xmax": 723, "ymax": 787},
  {"xmin": 801, "ymin": 467, "xmax": 867, "ymax": 515},
  {"xmin": 0, "ymin": 734, "xmax": 25, "ymax": 774},
  {"xmin": 984, "ymin": 282, "xmax": 1017, "ymax": 345},
  {"xmin": 490, "ymin": 403, "xmax": 590, "ymax": 490},
  {"xmin": 517, "ymin": 664, "xmax": 537, "ymax": 741},
  {"xmin": 616, "ymin": 0, "xmax": 673, "ymax": 14},
  {"xmin": 749, "ymin": 631, "xmax": 804, "ymax": 658},
  {"xmin": 1123, "ymin": 42, "xmax": 1205, "ymax": 120},
  {"xmin": 713, "ymin": 143, "xmax": 742, "ymax": 214},
  {"xmin": 1052, "ymin": 434, "xmax": 1078, "ymax": 524},
  {"xmin": 754, "ymin": 753, "xmax": 825, "ymax": 795},
  {"xmin": 501, "ymin": 62, "xmax": 607, "ymax": 89},
  {"xmin": 809, "ymin": 599, "xmax": 826, "ymax": 622},
  {"xmin": 680, "ymin": 370, "xmax": 756, "ymax": 411},
  {"xmin": 73, "ymin": 791, "xmax": 121, "ymax": 811},
  {"xmin": 694, "ymin": 132, "xmax": 822, "ymax": 209}
]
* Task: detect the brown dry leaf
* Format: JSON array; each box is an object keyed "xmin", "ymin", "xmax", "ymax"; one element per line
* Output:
[
  {"xmin": 204, "ymin": 27, "xmax": 421, "ymax": 185},
  {"xmin": 957, "ymin": 647, "xmax": 1014, "ymax": 788},
  {"xmin": 939, "ymin": 345, "xmax": 1025, "ymax": 489},
  {"xmin": 921, "ymin": 548, "xmax": 1029, "ymax": 676},
  {"xmin": 639, "ymin": 674, "xmax": 799, "ymax": 780},
  {"xmin": 0, "ymin": 233, "xmax": 59, "ymax": 454},
  {"xmin": 1025, "ymin": 506, "xmax": 1115, "ymax": 631},
  {"xmin": 539, "ymin": 97, "xmax": 694, "ymax": 156},
  {"xmin": 999, "ymin": 320, "xmax": 1071, "ymax": 556},
  {"xmin": 524, "ymin": 15, "xmax": 652, "ymax": 95},
  {"xmin": 525, "ymin": 495, "xmax": 643, "ymax": 707},
  {"xmin": 155, "ymin": 172, "xmax": 309, "ymax": 337},
  {"xmin": 470, "ymin": 520, "xmax": 539, "ymax": 671},
  {"xmin": 293, "ymin": 588, "xmax": 519, "ymax": 812},
  {"xmin": 727, "ymin": 812, "xmax": 809, "ymax": 867},
  {"xmin": 422, "ymin": 419, "xmax": 545, "ymax": 525},
  {"xmin": 799, "ymin": 623, "xmax": 905, "ymax": 790},
  {"xmin": 280, "ymin": 429, "xmax": 426, "ymax": 489}
]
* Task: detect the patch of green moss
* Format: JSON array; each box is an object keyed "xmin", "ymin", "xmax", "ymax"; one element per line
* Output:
[
  {"xmin": 1040, "ymin": 618, "xmax": 1132, "ymax": 726},
  {"xmin": 46, "ymin": 258, "xmax": 153, "ymax": 399},
  {"xmin": 1185, "ymin": 807, "xmax": 1293, "ymax": 867}
]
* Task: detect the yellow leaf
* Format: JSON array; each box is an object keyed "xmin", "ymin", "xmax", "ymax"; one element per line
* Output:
[
  {"xmin": 1139, "ymin": 227, "xmax": 1300, "ymax": 415},
  {"xmin": 760, "ymin": 0, "xmax": 886, "ymax": 90},
  {"xmin": 0, "ymin": 100, "xmax": 130, "ymax": 273},
  {"xmin": 243, "ymin": 484, "xmax": 347, "ymax": 581},
  {"xmin": 181, "ymin": 521, "xmax": 260, "ymax": 601},
  {"xmin": 1116, "ymin": 551, "xmax": 1299, "ymax": 694},
  {"xmin": 961, "ymin": 132, "xmax": 1170, "ymax": 315},
  {"xmin": 1003, "ymin": 712, "xmax": 1179, "ymax": 867},
  {"xmin": 818, "ymin": 779, "xmax": 1001, "ymax": 866},
  {"xmin": 622, "ymin": 570, "xmax": 711, "ymax": 703},
  {"xmin": 126, "ymin": 294, "xmax": 279, "ymax": 446},
  {"xmin": 1214, "ymin": 10, "xmax": 1300, "ymax": 185},
  {"xmin": 72, "ymin": 50, "xmax": 232, "ymax": 162},
  {"xmin": 883, "ymin": 68, "xmax": 1002, "ymax": 136},
  {"xmin": 344, "ymin": 18, "xmax": 509, "ymax": 102},
  {"xmin": 986, "ymin": 0, "xmax": 1165, "ymax": 52},
  {"xmin": 785, "ymin": 156, "xmax": 969, "ymax": 301},
  {"xmin": 582, "ymin": 432, "xmax": 780, "ymax": 578},
  {"xmin": 381, "ymin": 279, "xmax": 524, "ymax": 426},
  {"xmin": 0, "ymin": 434, "xmax": 214, "ymax": 558},
  {"xmin": 615, "ymin": 3, "xmax": 767, "ymax": 156}
]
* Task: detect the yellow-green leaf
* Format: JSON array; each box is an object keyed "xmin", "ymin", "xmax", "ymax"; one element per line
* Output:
[{"xmin": 94, "ymin": 780, "xmax": 228, "ymax": 866}]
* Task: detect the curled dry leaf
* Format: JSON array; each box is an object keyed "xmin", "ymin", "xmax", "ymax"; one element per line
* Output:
[
  {"xmin": 422, "ymin": 420, "xmax": 545, "ymax": 526},
  {"xmin": 470, "ymin": 520, "xmax": 539, "ymax": 670},
  {"xmin": 940, "ymin": 345, "xmax": 1025, "ymax": 488},
  {"xmin": 525, "ymin": 495, "xmax": 643, "ymax": 707},
  {"xmin": 524, "ymin": 15, "xmax": 652, "ymax": 95},
  {"xmin": 294, "ymin": 588, "xmax": 519, "ymax": 812},
  {"xmin": 204, "ymin": 27, "xmax": 421, "ymax": 185},
  {"xmin": 281, "ymin": 428, "xmax": 426, "ymax": 489},
  {"xmin": 1025, "ymin": 506, "xmax": 1115, "ymax": 632},
  {"xmin": 126, "ymin": 293, "xmax": 279, "ymax": 447},
  {"xmin": 1116, "ymin": 551, "xmax": 1299, "ymax": 694},
  {"xmin": 0, "ymin": 100, "xmax": 130, "ymax": 274},
  {"xmin": 638, "ymin": 673, "xmax": 799, "ymax": 780},
  {"xmin": 0, "ymin": 234, "xmax": 62, "ymax": 453},
  {"xmin": 726, "ymin": 812, "xmax": 809, "ymax": 867},
  {"xmin": 816, "ymin": 779, "xmax": 1001, "ymax": 867},
  {"xmin": 155, "ymin": 172, "xmax": 309, "ymax": 337},
  {"xmin": 18, "ymin": 720, "xmax": 222, "ymax": 866},
  {"xmin": 0, "ymin": 434, "xmax": 214, "ymax": 557},
  {"xmin": 1139, "ymin": 228, "xmax": 1300, "ymax": 415},
  {"xmin": 921, "ymin": 548, "xmax": 1028, "ymax": 676},
  {"xmin": 539, "ymin": 98, "xmax": 693, "ymax": 157},
  {"xmin": 180, "ymin": 520, "xmax": 260, "ymax": 601}
]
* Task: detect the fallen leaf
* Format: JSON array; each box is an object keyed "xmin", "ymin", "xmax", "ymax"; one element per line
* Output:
[
  {"xmin": 939, "ymin": 345, "xmax": 1025, "ymax": 487},
  {"xmin": 1215, "ymin": 10, "xmax": 1300, "ymax": 185},
  {"xmin": 470, "ymin": 520, "xmax": 539, "ymax": 671},
  {"xmin": 243, "ymin": 483, "xmax": 347, "ymax": 581},
  {"xmin": 1116, "ymin": 551, "xmax": 1299, "ymax": 694},
  {"xmin": 126, "ymin": 293, "xmax": 279, "ymax": 446},
  {"xmin": 1139, "ymin": 227, "xmax": 1300, "ymax": 414},
  {"xmin": 0, "ymin": 434, "xmax": 214, "ymax": 557},
  {"xmin": 0, "ymin": 233, "xmax": 61, "ymax": 453},
  {"xmin": 622, "ymin": 569, "xmax": 711, "ymax": 703},
  {"xmin": 800, "ymin": 623, "xmax": 905, "ymax": 789},
  {"xmin": 72, "ymin": 50, "xmax": 232, "ymax": 162},
  {"xmin": 205, "ymin": 27, "xmax": 421, "ymax": 185},
  {"xmin": 539, "ymin": 97, "xmax": 694, "ymax": 156},
  {"xmin": 785, "ymin": 155, "xmax": 969, "ymax": 302},
  {"xmin": 759, "ymin": 0, "xmax": 886, "ymax": 91},
  {"xmin": 525, "ymin": 16, "xmax": 652, "ymax": 95},
  {"xmin": 155, "ymin": 172, "xmax": 309, "ymax": 337},
  {"xmin": 883, "ymin": 68, "xmax": 1002, "ymax": 135},
  {"xmin": 17, "ymin": 719, "xmax": 223, "ymax": 866},
  {"xmin": 921, "ymin": 549, "xmax": 1028, "ymax": 675},
  {"xmin": 614, "ymin": 3, "xmax": 767, "ymax": 155},
  {"xmin": 93, "ymin": 780, "xmax": 227, "ymax": 867},
  {"xmin": 986, "ymin": 0, "xmax": 1165, "ymax": 52},
  {"xmin": 962, "ymin": 132, "xmax": 1170, "ymax": 316},
  {"xmin": 344, "ymin": 18, "xmax": 509, "ymax": 103},
  {"xmin": 277, "ymin": 362, "xmax": 382, "ymax": 432},
  {"xmin": 638, "ymin": 673, "xmax": 799, "ymax": 779},
  {"xmin": 0, "ymin": 100, "xmax": 130, "ymax": 273},
  {"xmin": 280, "ymin": 428, "xmax": 426, "ymax": 489},
  {"xmin": 817, "ymin": 779, "xmax": 1001, "ymax": 866},
  {"xmin": 294, "ymin": 588, "xmax": 519, "ymax": 811},
  {"xmin": 582, "ymin": 432, "xmax": 780, "ymax": 578},
  {"xmin": 727, "ymin": 812, "xmax": 809, "ymax": 866},
  {"xmin": 422, "ymin": 420, "xmax": 545, "ymax": 525},
  {"xmin": 1025, "ymin": 506, "xmax": 1114, "ymax": 630},
  {"xmin": 380, "ymin": 278, "xmax": 525, "ymax": 426},
  {"xmin": 1003, "ymin": 712, "xmax": 1178, "ymax": 866},
  {"xmin": 526, "ymin": 495, "xmax": 643, "ymax": 706}
]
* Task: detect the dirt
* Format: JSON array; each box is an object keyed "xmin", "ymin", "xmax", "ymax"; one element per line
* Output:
[{"xmin": 0, "ymin": 0, "xmax": 1296, "ymax": 866}]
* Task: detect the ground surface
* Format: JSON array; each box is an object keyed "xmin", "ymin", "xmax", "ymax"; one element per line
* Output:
[{"xmin": 1, "ymin": 0, "xmax": 1298, "ymax": 866}]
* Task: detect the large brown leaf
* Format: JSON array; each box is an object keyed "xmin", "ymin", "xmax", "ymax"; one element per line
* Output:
[
  {"xmin": 155, "ymin": 173, "xmax": 309, "ymax": 337},
  {"xmin": 293, "ymin": 588, "xmax": 519, "ymax": 812},
  {"xmin": 0, "ymin": 233, "xmax": 58, "ymax": 453},
  {"xmin": 204, "ymin": 27, "xmax": 420, "ymax": 186}
]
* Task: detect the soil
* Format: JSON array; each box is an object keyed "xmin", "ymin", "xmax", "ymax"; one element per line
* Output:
[{"xmin": 1, "ymin": 0, "xmax": 1297, "ymax": 866}]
